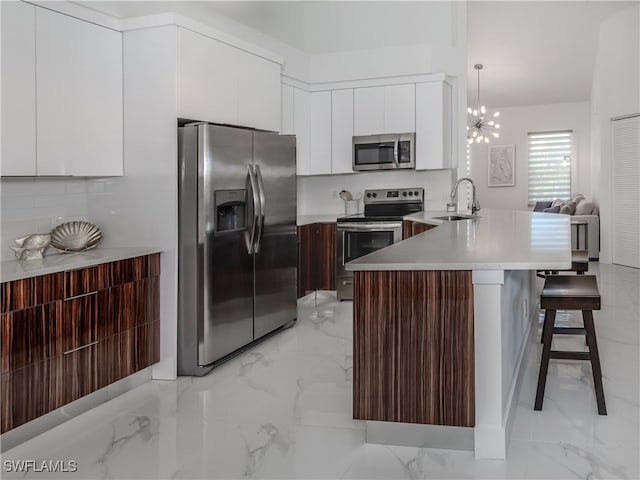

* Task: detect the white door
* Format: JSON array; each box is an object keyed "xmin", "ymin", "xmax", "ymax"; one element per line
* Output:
[
  {"xmin": 353, "ymin": 86, "xmax": 385, "ymax": 135},
  {"xmin": 310, "ymin": 91, "xmax": 332, "ymax": 175},
  {"xmin": 36, "ymin": 8, "xmax": 123, "ymax": 176},
  {"xmin": 331, "ymin": 89, "xmax": 354, "ymax": 174},
  {"xmin": 1, "ymin": 1, "xmax": 36, "ymax": 176},
  {"xmin": 384, "ymin": 84, "xmax": 415, "ymax": 133},
  {"xmin": 293, "ymin": 88, "xmax": 311, "ymax": 176},
  {"xmin": 612, "ymin": 115, "xmax": 640, "ymax": 268}
]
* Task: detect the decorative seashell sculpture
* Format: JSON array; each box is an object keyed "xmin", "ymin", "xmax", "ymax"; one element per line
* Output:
[
  {"xmin": 50, "ymin": 221, "xmax": 102, "ymax": 253},
  {"xmin": 11, "ymin": 234, "xmax": 51, "ymax": 260}
]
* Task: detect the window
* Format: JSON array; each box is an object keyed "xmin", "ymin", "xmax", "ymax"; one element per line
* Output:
[{"xmin": 528, "ymin": 130, "xmax": 573, "ymax": 204}]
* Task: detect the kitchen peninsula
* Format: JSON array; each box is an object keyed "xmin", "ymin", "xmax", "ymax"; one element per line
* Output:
[{"xmin": 346, "ymin": 208, "xmax": 571, "ymax": 459}]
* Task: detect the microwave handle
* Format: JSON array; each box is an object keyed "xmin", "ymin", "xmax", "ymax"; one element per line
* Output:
[{"xmin": 393, "ymin": 139, "xmax": 399, "ymax": 168}]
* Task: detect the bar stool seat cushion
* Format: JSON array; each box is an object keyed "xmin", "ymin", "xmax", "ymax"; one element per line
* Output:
[{"xmin": 541, "ymin": 275, "xmax": 600, "ymax": 310}]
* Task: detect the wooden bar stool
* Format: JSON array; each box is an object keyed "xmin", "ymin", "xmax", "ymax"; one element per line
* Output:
[{"xmin": 535, "ymin": 275, "xmax": 607, "ymax": 415}]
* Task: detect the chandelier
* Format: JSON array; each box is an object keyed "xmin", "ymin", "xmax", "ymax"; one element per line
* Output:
[{"xmin": 467, "ymin": 64, "xmax": 500, "ymax": 144}]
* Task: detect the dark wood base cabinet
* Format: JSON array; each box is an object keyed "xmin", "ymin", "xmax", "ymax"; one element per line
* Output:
[
  {"xmin": 297, "ymin": 223, "xmax": 336, "ymax": 298},
  {"xmin": 402, "ymin": 220, "xmax": 436, "ymax": 239},
  {"xmin": 1, "ymin": 254, "xmax": 160, "ymax": 433},
  {"xmin": 353, "ymin": 270, "xmax": 475, "ymax": 427}
]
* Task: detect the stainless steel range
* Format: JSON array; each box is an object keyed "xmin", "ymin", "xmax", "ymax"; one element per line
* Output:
[{"xmin": 336, "ymin": 187, "xmax": 424, "ymax": 300}]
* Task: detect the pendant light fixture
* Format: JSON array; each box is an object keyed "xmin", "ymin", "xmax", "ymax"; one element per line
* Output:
[{"xmin": 467, "ymin": 64, "xmax": 501, "ymax": 144}]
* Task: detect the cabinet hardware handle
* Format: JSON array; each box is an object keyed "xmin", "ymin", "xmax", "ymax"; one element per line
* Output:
[
  {"xmin": 64, "ymin": 291, "xmax": 98, "ymax": 301},
  {"xmin": 63, "ymin": 341, "xmax": 98, "ymax": 355}
]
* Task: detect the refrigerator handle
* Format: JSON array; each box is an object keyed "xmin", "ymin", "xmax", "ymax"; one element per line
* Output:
[
  {"xmin": 254, "ymin": 164, "xmax": 266, "ymax": 254},
  {"xmin": 246, "ymin": 164, "xmax": 260, "ymax": 255}
]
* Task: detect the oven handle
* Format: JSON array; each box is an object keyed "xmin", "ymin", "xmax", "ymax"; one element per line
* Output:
[{"xmin": 337, "ymin": 222, "xmax": 402, "ymax": 231}]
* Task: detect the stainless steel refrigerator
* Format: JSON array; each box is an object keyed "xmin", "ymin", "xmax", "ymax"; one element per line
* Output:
[{"xmin": 177, "ymin": 123, "xmax": 297, "ymax": 376}]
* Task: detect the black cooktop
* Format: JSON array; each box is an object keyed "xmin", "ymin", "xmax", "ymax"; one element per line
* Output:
[{"xmin": 336, "ymin": 213, "xmax": 404, "ymax": 223}]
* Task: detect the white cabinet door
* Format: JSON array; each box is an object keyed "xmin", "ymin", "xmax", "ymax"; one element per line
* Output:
[
  {"xmin": 415, "ymin": 81, "xmax": 453, "ymax": 170},
  {"xmin": 309, "ymin": 91, "xmax": 332, "ymax": 175},
  {"xmin": 331, "ymin": 89, "xmax": 354, "ymax": 174},
  {"xmin": 1, "ymin": 1, "xmax": 36, "ymax": 176},
  {"xmin": 293, "ymin": 88, "xmax": 311, "ymax": 176},
  {"xmin": 36, "ymin": 8, "xmax": 122, "ymax": 176},
  {"xmin": 237, "ymin": 53, "xmax": 280, "ymax": 132},
  {"xmin": 178, "ymin": 29, "xmax": 238, "ymax": 125},
  {"xmin": 281, "ymin": 84, "xmax": 294, "ymax": 135},
  {"xmin": 353, "ymin": 86, "xmax": 385, "ymax": 135},
  {"xmin": 384, "ymin": 84, "xmax": 415, "ymax": 133}
]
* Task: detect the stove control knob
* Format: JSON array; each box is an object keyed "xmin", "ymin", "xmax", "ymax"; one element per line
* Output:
[
  {"xmin": 402, "ymin": 192, "xmax": 407, "ymax": 197},
  {"xmin": 414, "ymin": 191, "xmax": 419, "ymax": 196},
  {"xmin": 372, "ymin": 192, "xmax": 377, "ymax": 198},
  {"xmin": 408, "ymin": 191, "xmax": 413, "ymax": 196},
  {"xmin": 366, "ymin": 193, "xmax": 371, "ymax": 198}
]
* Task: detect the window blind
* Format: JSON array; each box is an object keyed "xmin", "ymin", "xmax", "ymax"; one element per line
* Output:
[{"xmin": 528, "ymin": 130, "xmax": 573, "ymax": 203}]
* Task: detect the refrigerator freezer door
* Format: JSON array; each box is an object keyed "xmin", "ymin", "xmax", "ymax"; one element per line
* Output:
[
  {"xmin": 252, "ymin": 132, "xmax": 297, "ymax": 339},
  {"xmin": 200, "ymin": 124, "xmax": 255, "ymax": 365}
]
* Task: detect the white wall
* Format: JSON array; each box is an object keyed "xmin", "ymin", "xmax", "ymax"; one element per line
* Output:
[
  {"xmin": 0, "ymin": 178, "xmax": 91, "ymax": 262},
  {"xmin": 297, "ymin": 169, "xmax": 456, "ymax": 215},
  {"xmin": 590, "ymin": 4, "xmax": 640, "ymax": 264},
  {"xmin": 469, "ymin": 102, "xmax": 592, "ymax": 211}
]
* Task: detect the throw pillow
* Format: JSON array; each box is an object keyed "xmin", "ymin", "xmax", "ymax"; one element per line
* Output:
[
  {"xmin": 560, "ymin": 200, "xmax": 577, "ymax": 215},
  {"xmin": 543, "ymin": 205, "xmax": 561, "ymax": 213},
  {"xmin": 575, "ymin": 201, "xmax": 597, "ymax": 215},
  {"xmin": 572, "ymin": 193, "xmax": 586, "ymax": 203},
  {"xmin": 551, "ymin": 199, "xmax": 564, "ymax": 208}
]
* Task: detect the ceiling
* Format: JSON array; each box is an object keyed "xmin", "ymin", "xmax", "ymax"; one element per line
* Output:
[{"xmin": 77, "ymin": 1, "xmax": 637, "ymax": 108}]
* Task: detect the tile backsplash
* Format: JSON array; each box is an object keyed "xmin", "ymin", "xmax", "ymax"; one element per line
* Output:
[{"xmin": 1, "ymin": 178, "xmax": 90, "ymax": 262}]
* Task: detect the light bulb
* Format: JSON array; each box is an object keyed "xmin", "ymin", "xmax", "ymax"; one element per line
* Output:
[
  {"xmin": 480, "ymin": 105, "xmax": 486, "ymax": 114},
  {"xmin": 488, "ymin": 121, "xmax": 494, "ymax": 126},
  {"xmin": 467, "ymin": 107, "xmax": 472, "ymax": 114},
  {"xmin": 473, "ymin": 109, "xmax": 478, "ymax": 116},
  {"xmin": 467, "ymin": 137, "xmax": 473, "ymax": 144},
  {"xmin": 495, "ymin": 124, "xmax": 500, "ymax": 129},
  {"xmin": 492, "ymin": 132, "xmax": 500, "ymax": 138},
  {"xmin": 484, "ymin": 137, "xmax": 489, "ymax": 143},
  {"xmin": 472, "ymin": 130, "xmax": 478, "ymax": 137},
  {"xmin": 476, "ymin": 136, "xmax": 482, "ymax": 143},
  {"xmin": 493, "ymin": 111, "xmax": 500, "ymax": 118}
]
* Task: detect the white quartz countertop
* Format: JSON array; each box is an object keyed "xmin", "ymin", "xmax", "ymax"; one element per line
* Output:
[
  {"xmin": 346, "ymin": 209, "xmax": 572, "ymax": 271},
  {"xmin": 1, "ymin": 247, "xmax": 163, "ymax": 283},
  {"xmin": 297, "ymin": 214, "xmax": 341, "ymax": 226}
]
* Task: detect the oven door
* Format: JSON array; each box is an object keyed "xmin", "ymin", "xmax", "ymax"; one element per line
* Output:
[{"xmin": 336, "ymin": 222, "xmax": 402, "ymax": 299}]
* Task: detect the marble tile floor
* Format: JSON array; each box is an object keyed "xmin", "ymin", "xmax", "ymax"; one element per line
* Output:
[{"xmin": 2, "ymin": 262, "xmax": 638, "ymax": 479}]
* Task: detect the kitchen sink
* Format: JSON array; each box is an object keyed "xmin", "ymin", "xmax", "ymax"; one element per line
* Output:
[{"xmin": 432, "ymin": 214, "xmax": 479, "ymax": 221}]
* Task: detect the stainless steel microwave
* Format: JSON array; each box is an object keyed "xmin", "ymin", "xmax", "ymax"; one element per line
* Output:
[{"xmin": 352, "ymin": 133, "xmax": 415, "ymax": 171}]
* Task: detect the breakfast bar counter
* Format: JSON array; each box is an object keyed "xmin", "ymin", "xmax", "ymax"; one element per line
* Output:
[{"xmin": 346, "ymin": 209, "xmax": 571, "ymax": 460}]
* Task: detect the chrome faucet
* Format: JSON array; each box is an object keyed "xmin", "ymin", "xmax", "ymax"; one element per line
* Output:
[{"xmin": 450, "ymin": 177, "xmax": 481, "ymax": 215}]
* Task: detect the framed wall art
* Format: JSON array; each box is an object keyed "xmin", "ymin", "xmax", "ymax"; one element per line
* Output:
[{"xmin": 488, "ymin": 144, "xmax": 515, "ymax": 187}]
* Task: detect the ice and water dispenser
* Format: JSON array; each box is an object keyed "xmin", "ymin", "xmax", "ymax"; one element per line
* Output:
[{"xmin": 214, "ymin": 189, "xmax": 247, "ymax": 233}]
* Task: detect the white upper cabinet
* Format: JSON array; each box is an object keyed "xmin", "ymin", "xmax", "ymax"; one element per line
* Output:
[
  {"xmin": 309, "ymin": 91, "xmax": 332, "ymax": 175},
  {"xmin": 353, "ymin": 84, "xmax": 415, "ymax": 136},
  {"xmin": 384, "ymin": 84, "xmax": 415, "ymax": 133},
  {"xmin": 178, "ymin": 29, "xmax": 238, "ymax": 126},
  {"xmin": 353, "ymin": 87, "xmax": 385, "ymax": 135},
  {"xmin": 36, "ymin": 8, "xmax": 123, "ymax": 176},
  {"xmin": 415, "ymin": 81, "xmax": 453, "ymax": 170},
  {"xmin": 281, "ymin": 84, "xmax": 294, "ymax": 135},
  {"xmin": 237, "ymin": 52, "xmax": 281, "ymax": 132},
  {"xmin": 1, "ymin": 1, "xmax": 36, "ymax": 176},
  {"xmin": 178, "ymin": 29, "xmax": 280, "ymax": 132},
  {"xmin": 293, "ymin": 88, "xmax": 311, "ymax": 176},
  {"xmin": 331, "ymin": 89, "xmax": 354, "ymax": 174}
]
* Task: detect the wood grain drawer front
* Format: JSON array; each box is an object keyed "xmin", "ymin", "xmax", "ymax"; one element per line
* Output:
[
  {"xmin": 1, "ymin": 302, "xmax": 63, "ymax": 374},
  {"xmin": 402, "ymin": 220, "xmax": 436, "ymax": 240},
  {"xmin": 353, "ymin": 270, "xmax": 475, "ymax": 427},
  {"xmin": 1, "ymin": 272, "xmax": 64, "ymax": 313},
  {"xmin": 297, "ymin": 223, "xmax": 337, "ymax": 297},
  {"xmin": 63, "ymin": 292, "xmax": 100, "ymax": 353},
  {"xmin": 65, "ymin": 253, "xmax": 161, "ymax": 297}
]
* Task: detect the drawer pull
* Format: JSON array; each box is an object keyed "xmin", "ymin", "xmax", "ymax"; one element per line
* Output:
[
  {"xmin": 64, "ymin": 291, "xmax": 98, "ymax": 301},
  {"xmin": 63, "ymin": 341, "xmax": 98, "ymax": 355}
]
